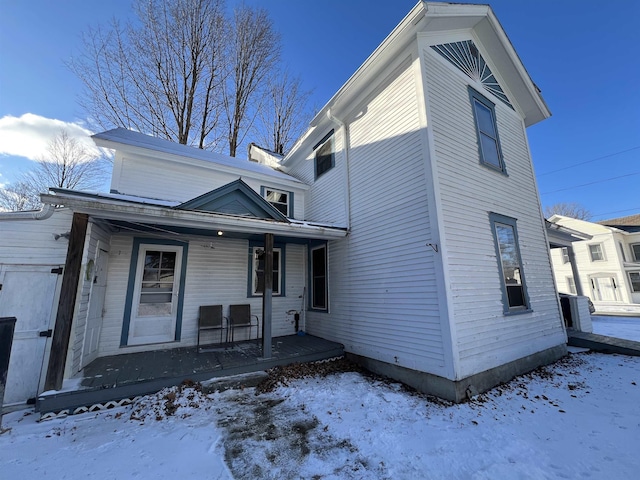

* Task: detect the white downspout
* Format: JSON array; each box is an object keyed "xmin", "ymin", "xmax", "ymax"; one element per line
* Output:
[
  {"xmin": 0, "ymin": 203, "xmax": 55, "ymax": 221},
  {"xmin": 326, "ymin": 109, "xmax": 352, "ymax": 229}
]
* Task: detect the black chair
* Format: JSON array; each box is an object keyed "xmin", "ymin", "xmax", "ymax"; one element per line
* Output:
[
  {"xmin": 197, "ymin": 305, "xmax": 227, "ymax": 351},
  {"xmin": 228, "ymin": 304, "xmax": 259, "ymax": 343}
]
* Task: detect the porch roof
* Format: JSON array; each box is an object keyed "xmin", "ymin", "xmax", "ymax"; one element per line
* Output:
[
  {"xmin": 40, "ymin": 189, "xmax": 348, "ymax": 240},
  {"xmin": 545, "ymin": 220, "xmax": 592, "ymax": 248}
]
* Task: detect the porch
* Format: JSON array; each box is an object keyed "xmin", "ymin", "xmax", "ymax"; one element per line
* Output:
[{"xmin": 37, "ymin": 334, "xmax": 343, "ymax": 415}]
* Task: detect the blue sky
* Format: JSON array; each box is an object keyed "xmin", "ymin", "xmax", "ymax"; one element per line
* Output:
[{"xmin": 1, "ymin": 0, "xmax": 638, "ymax": 220}]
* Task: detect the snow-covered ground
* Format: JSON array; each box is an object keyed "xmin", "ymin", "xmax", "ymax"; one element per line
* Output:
[
  {"xmin": 591, "ymin": 315, "xmax": 640, "ymax": 342},
  {"xmin": 2, "ymin": 319, "xmax": 639, "ymax": 479}
]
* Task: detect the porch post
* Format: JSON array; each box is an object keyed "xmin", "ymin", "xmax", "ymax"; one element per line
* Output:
[
  {"xmin": 567, "ymin": 246, "xmax": 585, "ymax": 296},
  {"xmin": 261, "ymin": 233, "xmax": 273, "ymax": 359},
  {"xmin": 44, "ymin": 213, "xmax": 88, "ymax": 391}
]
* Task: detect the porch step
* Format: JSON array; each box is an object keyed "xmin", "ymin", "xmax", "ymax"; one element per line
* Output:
[
  {"xmin": 567, "ymin": 330, "xmax": 640, "ymax": 356},
  {"xmin": 36, "ymin": 334, "xmax": 343, "ymax": 416}
]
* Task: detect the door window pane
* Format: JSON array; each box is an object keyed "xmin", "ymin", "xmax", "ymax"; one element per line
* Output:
[{"xmin": 138, "ymin": 250, "xmax": 176, "ymax": 317}]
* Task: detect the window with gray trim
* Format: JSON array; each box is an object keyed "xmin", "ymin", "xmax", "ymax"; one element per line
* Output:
[
  {"xmin": 589, "ymin": 244, "xmax": 605, "ymax": 262},
  {"xmin": 490, "ymin": 213, "xmax": 529, "ymax": 313},
  {"xmin": 250, "ymin": 246, "xmax": 282, "ymax": 296},
  {"xmin": 264, "ymin": 188, "xmax": 290, "ymax": 216},
  {"xmin": 469, "ymin": 88, "xmax": 505, "ymax": 173},
  {"xmin": 629, "ymin": 272, "xmax": 640, "ymax": 292},
  {"xmin": 631, "ymin": 243, "xmax": 640, "ymax": 262},
  {"xmin": 314, "ymin": 130, "xmax": 335, "ymax": 180}
]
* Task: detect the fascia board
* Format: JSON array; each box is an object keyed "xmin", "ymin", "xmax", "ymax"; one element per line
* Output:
[{"xmin": 40, "ymin": 193, "xmax": 346, "ymax": 240}]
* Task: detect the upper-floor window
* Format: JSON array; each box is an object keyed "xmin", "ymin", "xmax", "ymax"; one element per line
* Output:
[
  {"xmin": 561, "ymin": 247, "xmax": 570, "ymax": 264},
  {"xmin": 314, "ymin": 130, "xmax": 335, "ymax": 180},
  {"xmin": 262, "ymin": 187, "xmax": 291, "ymax": 217},
  {"xmin": 489, "ymin": 213, "xmax": 529, "ymax": 313},
  {"xmin": 469, "ymin": 88, "xmax": 505, "ymax": 173},
  {"xmin": 619, "ymin": 242, "xmax": 627, "ymax": 262},
  {"xmin": 589, "ymin": 244, "xmax": 605, "ymax": 262},
  {"xmin": 629, "ymin": 272, "xmax": 640, "ymax": 292},
  {"xmin": 631, "ymin": 243, "xmax": 640, "ymax": 262},
  {"xmin": 566, "ymin": 276, "xmax": 577, "ymax": 294}
]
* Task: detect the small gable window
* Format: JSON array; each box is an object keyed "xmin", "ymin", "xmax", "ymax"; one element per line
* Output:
[
  {"xmin": 314, "ymin": 130, "xmax": 335, "ymax": 180},
  {"xmin": 470, "ymin": 88, "xmax": 505, "ymax": 173},
  {"xmin": 263, "ymin": 188, "xmax": 291, "ymax": 217}
]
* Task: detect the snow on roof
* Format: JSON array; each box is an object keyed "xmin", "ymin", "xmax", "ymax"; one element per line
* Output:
[
  {"xmin": 93, "ymin": 128, "xmax": 302, "ymax": 184},
  {"xmin": 49, "ymin": 188, "xmax": 181, "ymax": 207}
]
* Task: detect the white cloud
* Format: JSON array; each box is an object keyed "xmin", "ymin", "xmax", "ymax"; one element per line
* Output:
[{"xmin": 0, "ymin": 113, "xmax": 102, "ymax": 161}]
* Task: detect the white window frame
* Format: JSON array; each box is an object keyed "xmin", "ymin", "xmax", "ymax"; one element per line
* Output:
[
  {"xmin": 589, "ymin": 243, "xmax": 605, "ymax": 262},
  {"xmin": 631, "ymin": 243, "xmax": 640, "ymax": 262},
  {"xmin": 264, "ymin": 188, "xmax": 290, "ymax": 217},
  {"xmin": 251, "ymin": 246, "xmax": 282, "ymax": 296},
  {"xmin": 629, "ymin": 272, "xmax": 640, "ymax": 293},
  {"xmin": 561, "ymin": 247, "xmax": 570, "ymax": 264},
  {"xmin": 566, "ymin": 276, "xmax": 577, "ymax": 294}
]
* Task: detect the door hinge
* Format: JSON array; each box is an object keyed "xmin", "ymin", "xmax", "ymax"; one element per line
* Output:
[
  {"xmin": 39, "ymin": 329, "xmax": 53, "ymax": 337},
  {"xmin": 51, "ymin": 267, "xmax": 63, "ymax": 275}
]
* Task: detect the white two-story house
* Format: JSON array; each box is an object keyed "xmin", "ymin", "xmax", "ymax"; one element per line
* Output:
[{"xmin": 1, "ymin": 2, "xmax": 566, "ymax": 408}]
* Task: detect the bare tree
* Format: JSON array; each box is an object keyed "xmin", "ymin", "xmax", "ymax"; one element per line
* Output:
[
  {"xmin": 69, "ymin": 0, "xmax": 228, "ymax": 149},
  {"xmin": 544, "ymin": 202, "xmax": 592, "ymax": 220},
  {"xmin": 256, "ymin": 71, "xmax": 312, "ymax": 155},
  {"xmin": 0, "ymin": 131, "xmax": 107, "ymax": 212},
  {"xmin": 224, "ymin": 5, "xmax": 280, "ymax": 157}
]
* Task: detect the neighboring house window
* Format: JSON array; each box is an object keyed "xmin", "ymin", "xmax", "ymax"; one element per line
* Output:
[
  {"xmin": 631, "ymin": 243, "xmax": 640, "ymax": 262},
  {"xmin": 619, "ymin": 242, "xmax": 627, "ymax": 262},
  {"xmin": 561, "ymin": 247, "xmax": 570, "ymax": 264},
  {"xmin": 249, "ymin": 245, "xmax": 283, "ymax": 296},
  {"xmin": 469, "ymin": 88, "xmax": 505, "ymax": 173},
  {"xmin": 629, "ymin": 272, "xmax": 640, "ymax": 292},
  {"xmin": 489, "ymin": 213, "xmax": 529, "ymax": 313},
  {"xmin": 314, "ymin": 130, "xmax": 335, "ymax": 180},
  {"xmin": 310, "ymin": 244, "xmax": 328, "ymax": 311},
  {"xmin": 262, "ymin": 187, "xmax": 291, "ymax": 216},
  {"xmin": 589, "ymin": 244, "xmax": 605, "ymax": 262},
  {"xmin": 566, "ymin": 276, "xmax": 577, "ymax": 294}
]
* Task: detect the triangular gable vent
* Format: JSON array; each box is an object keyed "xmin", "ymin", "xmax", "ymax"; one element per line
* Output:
[
  {"xmin": 432, "ymin": 40, "xmax": 513, "ymax": 109},
  {"xmin": 175, "ymin": 179, "xmax": 289, "ymax": 222}
]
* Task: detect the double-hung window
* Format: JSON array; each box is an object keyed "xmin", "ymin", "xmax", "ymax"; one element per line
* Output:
[
  {"xmin": 631, "ymin": 244, "xmax": 640, "ymax": 262},
  {"xmin": 314, "ymin": 130, "xmax": 335, "ymax": 180},
  {"xmin": 489, "ymin": 213, "xmax": 529, "ymax": 313},
  {"xmin": 561, "ymin": 247, "xmax": 570, "ymax": 264},
  {"xmin": 629, "ymin": 272, "xmax": 640, "ymax": 292},
  {"xmin": 263, "ymin": 188, "xmax": 291, "ymax": 217},
  {"xmin": 310, "ymin": 244, "xmax": 328, "ymax": 311},
  {"xmin": 589, "ymin": 244, "xmax": 605, "ymax": 262},
  {"xmin": 469, "ymin": 88, "xmax": 505, "ymax": 173},
  {"xmin": 250, "ymin": 245, "xmax": 283, "ymax": 296},
  {"xmin": 566, "ymin": 276, "xmax": 577, "ymax": 294}
]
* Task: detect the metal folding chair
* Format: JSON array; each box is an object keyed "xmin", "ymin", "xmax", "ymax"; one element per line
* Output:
[
  {"xmin": 228, "ymin": 304, "xmax": 259, "ymax": 343},
  {"xmin": 197, "ymin": 305, "xmax": 227, "ymax": 351}
]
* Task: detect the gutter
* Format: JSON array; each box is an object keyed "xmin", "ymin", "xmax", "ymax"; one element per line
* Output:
[{"xmin": 0, "ymin": 203, "xmax": 55, "ymax": 221}]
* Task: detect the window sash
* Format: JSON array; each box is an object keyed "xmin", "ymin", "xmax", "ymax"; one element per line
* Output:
[
  {"xmin": 629, "ymin": 272, "xmax": 640, "ymax": 292},
  {"xmin": 567, "ymin": 276, "xmax": 577, "ymax": 294},
  {"xmin": 589, "ymin": 244, "xmax": 604, "ymax": 262},
  {"xmin": 252, "ymin": 247, "xmax": 281, "ymax": 296},
  {"xmin": 631, "ymin": 244, "xmax": 640, "ymax": 262},
  {"xmin": 470, "ymin": 88, "xmax": 504, "ymax": 172},
  {"xmin": 265, "ymin": 189, "xmax": 289, "ymax": 216},
  {"xmin": 315, "ymin": 135, "xmax": 334, "ymax": 179},
  {"xmin": 561, "ymin": 247, "xmax": 570, "ymax": 264}
]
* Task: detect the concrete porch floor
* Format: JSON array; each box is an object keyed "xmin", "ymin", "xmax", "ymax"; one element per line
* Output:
[{"xmin": 37, "ymin": 334, "xmax": 344, "ymax": 415}]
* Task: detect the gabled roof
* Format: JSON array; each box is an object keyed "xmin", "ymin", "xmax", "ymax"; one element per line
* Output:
[
  {"xmin": 176, "ymin": 179, "xmax": 289, "ymax": 222},
  {"xmin": 284, "ymin": 2, "xmax": 550, "ymax": 163},
  {"xmin": 597, "ymin": 214, "xmax": 640, "ymax": 228},
  {"xmin": 93, "ymin": 128, "xmax": 304, "ymax": 186}
]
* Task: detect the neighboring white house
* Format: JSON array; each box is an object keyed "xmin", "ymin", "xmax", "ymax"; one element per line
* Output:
[
  {"xmin": 1, "ymin": 2, "xmax": 566, "ymax": 406},
  {"xmin": 549, "ymin": 214, "xmax": 640, "ymax": 312}
]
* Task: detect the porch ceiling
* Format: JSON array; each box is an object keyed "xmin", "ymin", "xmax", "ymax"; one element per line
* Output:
[{"xmin": 40, "ymin": 189, "xmax": 347, "ymax": 241}]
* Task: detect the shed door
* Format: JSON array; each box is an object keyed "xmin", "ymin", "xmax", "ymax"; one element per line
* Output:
[
  {"xmin": 590, "ymin": 276, "xmax": 620, "ymax": 302},
  {"xmin": 0, "ymin": 265, "xmax": 61, "ymax": 406}
]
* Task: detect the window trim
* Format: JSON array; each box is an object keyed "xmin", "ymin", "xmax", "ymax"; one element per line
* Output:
[
  {"xmin": 313, "ymin": 129, "xmax": 335, "ymax": 180},
  {"xmin": 247, "ymin": 241, "xmax": 285, "ymax": 297},
  {"xmin": 309, "ymin": 243, "xmax": 329, "ymax": 312},
  {"xmin": 561, "ymin": 246, "xmax": 570, "ymax": 264},
  {"xmin": 631, "ymin": 243, "xmax": 640, "ymax": 262},
  {"xmin": 588, "ymin": 243, "xmax": 605, "ymax": 262},
  {"xmin": 628, "ymin": 271, "xmax": 640, "ymax": 293},
  {"xmin": 566, "ymin": 276, "xmax": 577, "ymax": 294},
  {"xmin": 260, "ymin": 186, "xmax": 293, "ymax": 217},
  {"xmin": 121, "ymin": 238, "xmax": 189, "ymax": 346},
  {"xmin": 469, "ymin": 87, "xmax": 507, "ymax": 175},
  {"xmin": 489, "ymin": 212, "xmax": 531, "ymax": 314}
]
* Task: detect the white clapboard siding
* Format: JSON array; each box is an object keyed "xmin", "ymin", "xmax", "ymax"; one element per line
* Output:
[
  {"xmin": 287, "ymin": 131, "xmax": 348, "ymax": 227},
  {"xmin": 305, "ymin": 58, "xmax": 447, "ymax": 374},
  {"xmin": 424, "ymin": 47, "xmax": 564, "ymax": 378},
  {"xmin": 115, "ymin": 154, "xmax": 306, "ymax": 219},
  {"xmin": 96, "ymin": 235, "xmax": 305, "ymax": 356},
  {"xmin": 0, "ymin": 208, "xmax": 73, "ymax": 265}
]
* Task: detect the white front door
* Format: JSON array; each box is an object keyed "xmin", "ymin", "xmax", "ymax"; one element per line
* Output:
[
  {"xmin": 128, "ymin": 245, "xmax": 183, "ymax": 345},
  {"xmin": 0, "ymin": 265, "xmax": 61, "ymax": 405},
  {"xmin": 590, "ymin": 276, "xmax": 620, "ymax": 302},
  {"xmin": 81, "ymin": 245, "xmax": 109, "ymax": 368}
]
